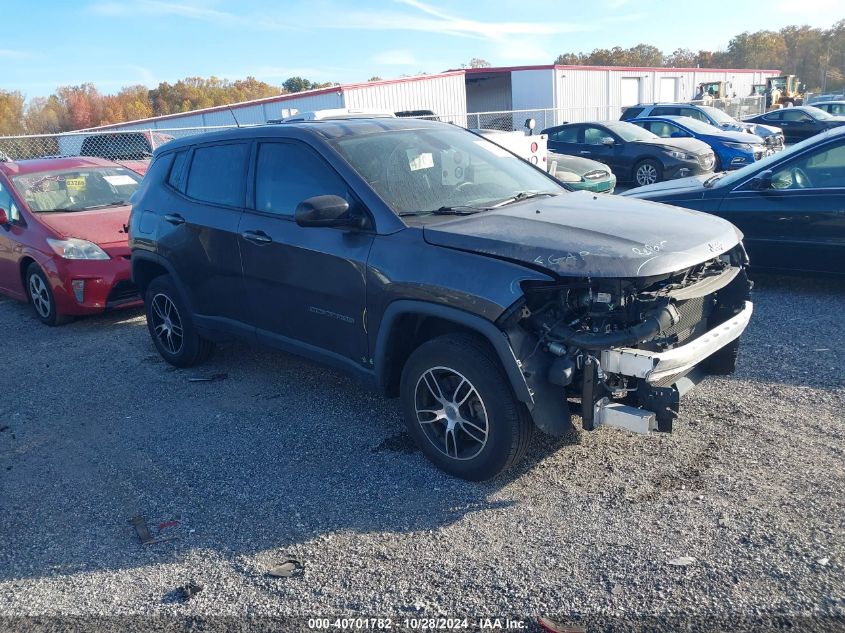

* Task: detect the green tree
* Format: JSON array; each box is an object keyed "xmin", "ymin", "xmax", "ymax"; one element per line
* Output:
[{"xmin": 282, "ymin": 77, "xmax": 314, "ymax": 93}]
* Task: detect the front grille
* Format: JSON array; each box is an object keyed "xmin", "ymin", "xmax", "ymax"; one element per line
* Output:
[
  {"xmin": 107, "ymin": 281, "xmax": 139, "ymax": 306},
  {"xmin": 699, "ymin": 153, "xmax": 715, "ymax": 170},
  {"xmin": 583, "ymin": 169, "xmax": 608, "ymax": 180}
]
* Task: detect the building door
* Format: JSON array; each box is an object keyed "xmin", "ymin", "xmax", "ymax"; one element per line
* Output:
[
  {"xmin": 659, "ymin": 77, "xmax": 677, "ymax": 102},
  {"xmin": 620, "ymin": 78, "xmax": 640, "ymax": 107}
]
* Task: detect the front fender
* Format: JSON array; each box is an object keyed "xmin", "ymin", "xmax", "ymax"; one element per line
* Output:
[{"xmin": 373, "ymin": 299, "xmax": 534, "ymax": 406}]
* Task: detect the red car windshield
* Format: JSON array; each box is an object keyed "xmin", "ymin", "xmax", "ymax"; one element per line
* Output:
[{"xmin": 11, "ymin": 167, "xmax": 142, "ymax": 213}]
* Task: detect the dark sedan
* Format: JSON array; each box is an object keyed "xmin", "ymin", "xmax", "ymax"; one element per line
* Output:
[
  {"xmin": 542, "ymin": 121, "xmax": 715, "ymax": 186},
  {"xmin": 621, "ymin": 126, "xmax": 845, "ymax": 275},
  {"xmin": 743, "ymin": 106, "xmax": 845, "ymax": 144}
]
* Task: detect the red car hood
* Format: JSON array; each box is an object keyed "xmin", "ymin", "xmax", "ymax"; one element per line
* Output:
[{"xmin": 37, "ymin": 205, "xmax": 131, "ymax": 246}]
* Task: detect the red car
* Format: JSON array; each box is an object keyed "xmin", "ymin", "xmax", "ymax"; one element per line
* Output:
[{"xmin": 0, "ymin": 156, "xmax": 143, "ymax": 325}]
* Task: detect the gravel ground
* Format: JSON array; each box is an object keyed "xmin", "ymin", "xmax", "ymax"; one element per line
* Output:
[{"xmin": 0, "ymin": 273, "xmax": 843, "ymax": 632}]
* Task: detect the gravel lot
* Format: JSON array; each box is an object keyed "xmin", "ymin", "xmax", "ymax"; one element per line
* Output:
[{"xmin": 0, "ymin": 273, "xmax": 843, "ymax": 632}]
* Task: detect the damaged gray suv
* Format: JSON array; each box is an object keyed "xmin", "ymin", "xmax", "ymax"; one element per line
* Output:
[{"xmin": 129, "ymin": 115, "xmax": 753, "ymax": 480}]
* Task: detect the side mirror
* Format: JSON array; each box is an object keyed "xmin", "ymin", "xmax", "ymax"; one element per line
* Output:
[
  {"xmin": 749, "ymin": 169, "xmax": 773, "ymax": 190},
  {"xmin": 670, "ymin": 132, "xmax": 685, "ymax": 138},
  {"xmin": 600, "ymin": 137, "xmax": 615, "ymax": 146},
  {"xmin": 0, "ymin": 207, "xmax": 9, "ymax": 226},
  {"xmin": 295, "ymin": 195, "xmax": 362, "ymax": 228}
]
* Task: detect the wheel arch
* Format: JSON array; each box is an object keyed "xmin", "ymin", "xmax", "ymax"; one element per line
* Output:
[
  {"xmin": 131, "ymin": 252, "xmax": 192, "ymax": 309},
  {"xmin": 374, "ymin": 300, "xmax": 533, "ymax": 406},
  {"xmin": 19, "ymin": 256, "xmax": 38, "ymax": 298}
]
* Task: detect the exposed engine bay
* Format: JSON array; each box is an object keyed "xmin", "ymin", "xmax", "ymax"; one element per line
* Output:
[{"xmin": 500, "ymin": 245, "xmax": 753, "ymax": 436}]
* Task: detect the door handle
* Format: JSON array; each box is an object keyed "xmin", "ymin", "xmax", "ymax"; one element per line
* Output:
[
  {"xmin": 163, "ymin": 213, "xmax": 185, "ymax": 225},
  {"xmin": 579, "ymin": 150, "xmax": 592, "ymax": 154},
  {"xmin": 241, "ymin": 230, "xmax": 272, "ymax": 245}
]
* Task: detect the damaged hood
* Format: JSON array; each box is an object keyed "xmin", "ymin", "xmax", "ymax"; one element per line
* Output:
[
  {"xmin": 36, "ymin": 205, "xmax": 131, "ymax": 246},
  {"xmin": 422, "ymin": 192, "xmax": 742, "ymax": 278}
]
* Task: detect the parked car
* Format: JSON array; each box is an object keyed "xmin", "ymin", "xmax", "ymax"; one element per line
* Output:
[
  {"xmin": 130, "ymin": 116, "xmax": 753, "ymax": 480},
  {"xmin": 0, "ymin": 156, "xmax": 142, "ymax": 324},
  {"xmin": 548, "ymin": 153, "xmax": 616, "ymax": 193},
  {"xmin": 542, "ymin": 120, "xmax": 715, "ymax": 186},
  {"xmin": 79, "ymin": 131, "xmax": 173, "ymax": 161},
  {"xmin": 743, "ymin": 106, "xmax": 845, "ymax": 144},
  {"xmin": 629, "ymin": 115, "xmax": 768, "ymax": 171},
  {"xmin": 621, "ymin": 126, "xmax": 845, "ymax": 275},
  {"xmin": 810, "ymin": 101, "xmax": 845, "ymax": 116},
  {"xmin": 622, "ymin": 103, "xmax": 785, "ymax": 151}
]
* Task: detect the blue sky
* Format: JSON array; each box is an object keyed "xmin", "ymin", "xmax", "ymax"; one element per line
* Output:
[{"xmin": 1, "ymin": 0, "xmax": 841, "ymax": 98}]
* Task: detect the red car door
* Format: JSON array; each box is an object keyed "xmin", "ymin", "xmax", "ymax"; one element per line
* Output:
[{"xmin": 0, "ymin": 177, "xmax": 24, "ymax": 296}]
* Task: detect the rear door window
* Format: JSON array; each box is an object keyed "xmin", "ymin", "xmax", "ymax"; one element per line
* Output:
[
  {"xmin": 549, "ymin": 127, "xmax": 579, "ymax": 143},
  {"xmin": 185, "ymin": 143, "xmax": 250, "ymax": 207},
  {"xmin": 680, "ymin": 108, "xmax": 709, "ymax": 123},
  {"xmin": 621, "ymin": 107, "xmax": 644, "ymax": 120},
  {"xmin": 652, "ymin": 106, "xmax": 681, "ymax": 116}
]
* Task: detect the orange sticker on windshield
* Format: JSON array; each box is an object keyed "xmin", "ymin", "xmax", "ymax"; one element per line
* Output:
[{"xmin": 65, "ymin": 177, "xmax": 86, "ymax": 191}]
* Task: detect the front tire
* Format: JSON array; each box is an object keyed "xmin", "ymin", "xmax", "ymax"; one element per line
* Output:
[
  {"xmin": 399, "ymin": 333, "xmax": 533, "ymax": 481},
  {"xmin": 26, "ymin": 263, "xmax": 71, "ymax": 326},
  {"xmin": 634, "ymin": 159, "xmax": 662, "ymax": 186},
  {"xmin": 144, "ymin": 275, "xmax": 214, "ymax": 367}
]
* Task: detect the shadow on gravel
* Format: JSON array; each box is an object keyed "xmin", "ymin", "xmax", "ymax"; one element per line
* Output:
[
  {"xmin": 0, "ymin": 306, "xmax": 551, "ymax": 585},
  {"xmin": 732, "ymin": 272, "xmax": 845, "ymax": 390},
  {"xmin": 1, "ymin": 271, "xmax": 840, "ymax": 586}
]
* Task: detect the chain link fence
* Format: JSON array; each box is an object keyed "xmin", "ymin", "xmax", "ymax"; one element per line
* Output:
[{"xmin": 0, "ymin": 98, "xmax": 767, "ymax": 163}]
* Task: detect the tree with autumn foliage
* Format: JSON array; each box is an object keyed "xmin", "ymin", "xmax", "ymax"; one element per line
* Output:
[{"xmin": 554, "ymin": 19, "xmax": 845, "ymax": 92}]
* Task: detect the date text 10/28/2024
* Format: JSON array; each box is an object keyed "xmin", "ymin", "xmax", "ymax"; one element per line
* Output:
[{"xmin": 307, "ymin": 618, "xmax": 528, "ymax": 630}]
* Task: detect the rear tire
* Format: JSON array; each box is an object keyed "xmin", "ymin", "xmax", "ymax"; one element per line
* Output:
[
  {"xmin": 144, "ymin": 275, "xmax": 214, "ymax": 367},
  {"xmin": 26, "ymin": 263, "xmax": 72, "ymax": 326},
  {"xmin": 399, "ymin": 333, "xmax": 533, "ymax": 480},
  {"xmin": 634, "ymin": 159, "xmax": 662, "ymax": 186}
]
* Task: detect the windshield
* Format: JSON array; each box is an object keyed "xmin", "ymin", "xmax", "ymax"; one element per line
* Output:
[
  {"xmin": 12, "ymin": 167, "xmax": 142, "ymax": 213},
  {"xmin": 330, "ymin": 127, "xmax": 563, "ymax": 217},
  {"xmin": 673, "ymin": 117, "xmax": 722, "ymax": 135},
  {"xmin": 603, "ymin": 121, "xmax": 659, "ymax": 142},
  {"xmin": 804, "ymin": 106, "xmax": 834, "ymax": 120},
  {"xmin": 699, "ymin": 106, "xmax": 736, "ymax": 124},
  {"xmin": 717, "ymin": 130, "xmax": 838, "ymax": 187}
]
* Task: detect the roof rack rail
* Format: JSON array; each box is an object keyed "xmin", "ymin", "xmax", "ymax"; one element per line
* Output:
[{"xmin": 272, "ymin": 108, "xmax": 396, "ymax": 123}]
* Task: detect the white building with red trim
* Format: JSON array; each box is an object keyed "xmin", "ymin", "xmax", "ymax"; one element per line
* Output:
[{"xmin": 90, "ymin": 64, "xmax": 779, "ymax": 132}]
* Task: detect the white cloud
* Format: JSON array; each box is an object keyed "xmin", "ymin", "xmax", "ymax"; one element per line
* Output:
[
  {"xmin": 372, "ymin": 49, "xmax": 419, "ymax": 66},
  {"xmin": 89, "ymin": 0, "xmax": 234, "ymax": 21}
]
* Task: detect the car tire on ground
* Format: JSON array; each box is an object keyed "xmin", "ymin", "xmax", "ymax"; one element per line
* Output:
[
  {"xmin": 144, "ymin": 275, "xmax": 214, "ymax": 367},
  {"xmin": 26, "ymin": 263, "xmax": 71, "ymax": 326},
  {"xmin": 634, "ymin": 159, "xmax": 663, "ymax": 186},
  {"xmin": 399, "ymin": 333, "xmax": 533, "ymax": 481}
]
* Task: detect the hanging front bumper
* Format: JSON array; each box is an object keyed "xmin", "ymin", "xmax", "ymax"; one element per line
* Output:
[{"xmin": 600, "ymin": 301, "xmax": 754, "ymax": 385}]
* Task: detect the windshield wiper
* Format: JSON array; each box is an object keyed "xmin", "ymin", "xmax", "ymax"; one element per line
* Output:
[
  {"xmin": 399, "ymin": 205, "xmax": 486, "ymax": 217},
  {"xmin": 489, "ymin": 191, "xmax": 559, "ymax": 208},
  {"xmin": 57, "ymin": 201, "xmax": 129, "ymax": 212}
]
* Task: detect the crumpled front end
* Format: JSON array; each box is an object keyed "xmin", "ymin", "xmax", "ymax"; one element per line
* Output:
[{"xmin": 498, "ymin": 244, "xmax": 753, "ymax": 435}]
